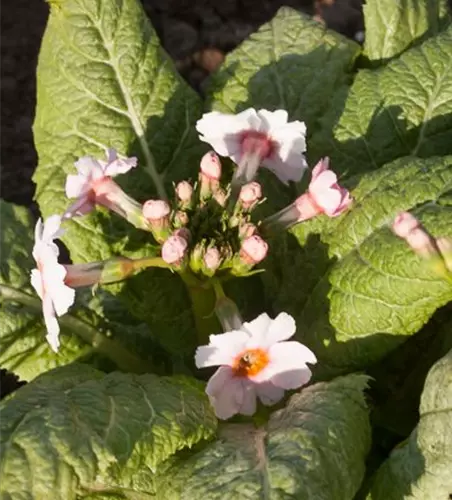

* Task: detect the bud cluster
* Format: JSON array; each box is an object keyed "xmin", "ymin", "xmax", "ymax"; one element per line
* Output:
[{"xmin": 143, "ymin": 151, "xmax": 268, "ymax": 278}]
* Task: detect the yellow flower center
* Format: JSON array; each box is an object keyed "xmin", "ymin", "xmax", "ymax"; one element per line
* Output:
[{"xmin": 232, "ymin": 348, "xmax": 269, "ymax": 377}]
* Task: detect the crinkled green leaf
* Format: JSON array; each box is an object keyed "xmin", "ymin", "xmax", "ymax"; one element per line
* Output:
[
  {"xmin": 263, "ymin": 156, "xmax": 452, "ymax": 378},
  {"xmin": 368, "ymin": 347, "xmax": 452, "ymax": 499},
  {"xmin": 363, "ymin": 0, "xmax": 450, "ymax": 62},
  {"xmin": 159, "ymin": 374, "xmax": 370, "ymax": 500},
  {"xmin": 0, "ymin": 364, "xmax": 217, "ymax": 499},
  {"xmin": 311, "ymin": 25, "xmax": 452, "ymax": 176},
  {"xmin": 32, "ymin": 0, "xmax": 205, "ymax": 354},
  {"xmin": 0, "ymin": 201, "xmax": 160, "ymax": 381},
  {"xmin": 206, "ymin": 7, "xmax": 359, "ymax": 132}
]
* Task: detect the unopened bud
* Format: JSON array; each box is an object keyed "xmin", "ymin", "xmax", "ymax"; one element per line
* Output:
[
  {"xmin": 238, "ymin": 182, "xmax": 262, "ymax": 212},
  {"xmin": 175, "ymin": 181, "xmax": 194, "ymax": 210},
  {"xmin": 162, "ymin": 234, "xmax": 189, "ymax": 268},
  {"xmin": 213, "ymin": 188, "xmax": 228, "ymax": 207},
  {"xmin": 142, "ymin": 199, "xmax": 171, "ymax": 243},
  {"xmin": 173, "ymin": 210, "xmax": 189, "ymax": 228},
  {"xmin": 239, "ymin": 223, "xmax": 257, "ymax": 240},
  {"xmin": 202, "ymin": 247, "xmax": 222, "ymax": 277},
  {"xmin": 231, "ymin": 235, "xmax": 268, "ymax": 275},
  {"xmin": 392, "ymin": 212, "xmax": 419, "ymax": 239},
  {"xmin": 199, "ymin": 151, "xmax": 222, "ymax": 201}
]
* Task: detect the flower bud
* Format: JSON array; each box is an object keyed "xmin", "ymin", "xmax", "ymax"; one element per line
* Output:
[
  {"xmin": 231, "ymin": 235, "xmax": 268, "ymax": 275},
  {"xmin": 142, "ymin": 199, "xmax": 171, "ymax": 243},
  {"xmin": 202, "ymin": 247, "xmax": 222, "ymax": 277},
  {"xmin": 437, "ymin": 237, "xmax": 452, "ymax": 272},
  {"xmin": 199, "ymin": 151, "xmax": 222, "ymax": 201},
  {"xmin": 173, "ymin": 210, "xmax": 189, "ymax": 228},
  {"xmin": 238, "ymin": 222, "xmax": 257, "ymax": 241},
  {"xmin": 175, "ymin": 181, "xmax": 194, "ymax": 210},
  {"xmin": 213, "ymin": 188, "xmax": 228, "ymax": 207},
  {"xmin": 162, "ymin": 234, "xmax": 189, "ymax": 268},
  {"xmin": 238, "ymin": 182, "xmax": 262, "ymax": 212},
  {"xmin": 189, "ymin": 241, "xmax": 206, "ymax": 274}
]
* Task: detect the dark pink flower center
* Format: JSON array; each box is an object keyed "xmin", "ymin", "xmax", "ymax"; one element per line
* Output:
[{"xmin": 239, "ymin": 130, "xmax": 275, "ymax": 159}]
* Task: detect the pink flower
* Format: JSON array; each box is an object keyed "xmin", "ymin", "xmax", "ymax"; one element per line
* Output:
[
  {"xmin": 239, "ymin": 182, "xmax": 262, "ymax": 211},
  {"xmin": 195, "ymin": 312, "xmax": 317, "ymax": 419},
  {"xmin": 30, "ymin": 216, "xmax": 75, "ymax": 352},
  {"xmin": 161, "ymin": 233, "xmax": 189, "ymax": 265},
  {"xmin": 64, "ymin": 148, "xmax": 137, "ymax": 218},
  {"xmin": 296, "ymin": 158, "xmax": 352, "ymax": 220},
  {"xmin": 391, "ymin": 212, "xmax": 436, "ymax": 258},
  {"xmin": 240, "ymin": 235, "xmax": 268, "ymax": 265},
  {"xmin": 196, "ymin": 108, "xmax": 307, "ymax": 184}
]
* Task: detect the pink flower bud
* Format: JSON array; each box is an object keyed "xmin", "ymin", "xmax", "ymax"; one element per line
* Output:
[
  {"xmin": 200, "ymin": 151, "xmax": 222, "ymax": 180},
  {"xmin": 240, "ymin": 235, "xmax": 268, "ymax": 265},
  {"xmin": 162, "ymin": 234, "xmax": 188, "ymax": 265},
  {"xmin": 204, "ymin": 247, "xmax": 221, "ymax": 271},
  {"xmin": 175, "ymin": 181, "xmax": 194, "ymax": 209},
  {"xmin": 174, "ymin": 210, "xmax": 189, "ymax": 228},
  {"xmin": 239, "ymin": 182, "xmax": 262, "ymax": 211},
  {"xmin": 238, "ymin": 223, "xmax": 257, "ymax": 240},
  {"xmin": 392, "ymin": 212, "xmax": 419, "ymax": 239},
  {"xmin": 142, "ymin": 200, "xmax": 171, "ymax": 224},
  {"xmin": 296, "ymin": 158, "xmax": 352, "ymax": 220}
]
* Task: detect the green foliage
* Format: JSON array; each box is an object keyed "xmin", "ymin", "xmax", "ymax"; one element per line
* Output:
[
  {"xmin": 32, "ymin": 0, "xmax": 205, "ymax": 355},
  {"xmin": 311, "ymin": 25, "xmax": 452, "ymax": 175},
  {"xmin": 363, "ymin": 0, "xmax": 450, "ymax": 62},
  {"xmin": 264, "ymin": 156, "xmax": 452, "ymax": 378},
  {"xmin": 368, "ymin": 347, "xmax": 452, "ymax": 499},
  {"xmin": 0, "ymin": 364, "xmax": 217, "ymax": 499},
  {"xmin": 160, "ymin": 375, "xmax": 371, "ymax": 499}
]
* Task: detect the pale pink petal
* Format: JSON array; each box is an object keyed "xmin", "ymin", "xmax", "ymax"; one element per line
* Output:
[
  {"xmin": 242, "ymin": 313, "xmax": 272, "ymax": 343},
  {"xmin": 392, "ymin": 212, "xmax": 419, "ymax": 238},
  {"xmin": 312, "ymin": 188, "xmax": 343, "ymax": 215},
  {"xmin": 65, "ymin": 173, "xmax": 90, "ymax": 199},
  {"xmin": 196, "ymin": 111, "xmax": 244, "ymax": 157},
  {"xmin": 30, "ymin": 269, "xmax": 44, "ymax": 300},
  {"xmin": 42, "ymin": 295, "xmax": 60, "ymax": 353},
  {"xmin": 309, "ymin": 170, "xmax": 338, "ymax": 194},
  {"xmin": 257, "ymin": 109, "xmax": 289, "ymax": 131},
  {"xmin": 42, "ymin": 215, "xmax": 64, "ymax": 243},
  {"xmin": 256, "ymin": 381, "xmax": 285, "ymax": 406},
  {"xmin": 262, "ymin": 154, "xmax": 306, "ymax": 184},
  {"xmin": 45, "ymin": 263, "xmax": 75, "ymax": 316},
  {"xmin": 34, "ymin": 218, "xmax": 44, "ymax": 244},
  {"xmin": 63, "ymin": 196, "xmax": 95, "ymax": 219},
  {"xmin": 104, "ymin": 154, "xmax": 138, "ymax": 176},
  {"xmin": 206, "ymin": 366, "xmax": 244, "ymax": 419},
  {"xmin": 239, "ymin": 382, "xmax": 257, "ymax": 416},
  {"xmin": 311, "ymin": 158, "xmax": 330, "ymax": 180},
  {"xmin": 195, "ymin": 330, "xmax": 249, "ymax": 368},
  {"xmin": 263, "ymin": 312, "xmax": 296, "ymax": 345},
  {"xmin": 75, "ymin": 156, "xmax": 103, "ymax": 177}
]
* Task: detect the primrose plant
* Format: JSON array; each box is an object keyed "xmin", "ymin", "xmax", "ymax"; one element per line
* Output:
[
  {"xmin": 1, "ymin": 1, "xmax": 452, "ymax": 499},
  {"xmin": 31, "ymin": 106, "xmax": 354, "ymax": 418}
]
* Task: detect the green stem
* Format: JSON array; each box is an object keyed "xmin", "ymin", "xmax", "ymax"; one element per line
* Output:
[
  {"xmin": 212, "ymin": 279, "xmax": 243, "ymax": 331},
  {"xmin": 0, "ymin": 285, "xmax": 150, "ymax": 374},
  {"xmin": 179, "ymin": 272, "xmax": 220, "ymax": 346}
]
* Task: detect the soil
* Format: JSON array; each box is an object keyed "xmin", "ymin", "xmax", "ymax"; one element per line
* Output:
[{"xmin": 0, "ymin": 0, "xmax": 364, "ymax": 397}]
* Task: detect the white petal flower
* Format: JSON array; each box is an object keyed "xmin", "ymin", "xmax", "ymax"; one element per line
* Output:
[
  {"xmin": 64, "ymin": 149, "xmax": 137, "ymax": 218},
  {"xmin": 195, "ymin": 312, "xmax": 317, "ymax": 419},
  {"xmin": 30, "ymin": 216, "xmax": 75, "ymax": 352},
  {"xmin": 196, "ymin": 108, "xmax": 307, "ymax": 184}
]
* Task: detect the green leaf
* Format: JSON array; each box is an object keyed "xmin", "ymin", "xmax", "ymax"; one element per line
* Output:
[
  {"xmin": 368, "ymin": 347, "xmax": 452, "ymax": 499},
  {"xmin": 263, "ymin": 156, "xmax": 452, "ymax": 377},
  {"xmin": 0, "ymin": 364, "xmax": 217, "ymax": 499},
  {"xmin": 0, "ymin": 201, "xmax": 160, "ymax": 381},
  {"xmin": 311, "ymin": 25, "xmax": 452, "ymax": 176},
  {"xmin": 159, "ymin": 374, "xmax": 370, "ymax": 499},
  {"xmin": 363, "ymin": 0, "xmax": 450, "ymax": 62},
  {"xmin": 32, "ymin": 0, "xmax": 205, "ymax": 354}
]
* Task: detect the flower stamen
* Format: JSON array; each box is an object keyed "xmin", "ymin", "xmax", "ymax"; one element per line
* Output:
[{"xmin": 233, "ymin": 348, "xmax": 269, "ymax": 377}]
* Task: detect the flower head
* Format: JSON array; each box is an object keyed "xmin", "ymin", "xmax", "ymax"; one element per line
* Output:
[
  {"xmin": 64, "ymin": 148, "xmax": 137, "ymax": 218},
  {"xmin": 30, "ymin": 216, "xmax": 75, "ymax": 352},
  {"xmin": 195, "ymin": 312, "xmax": 317, "ymax": 419},
  {"xmin": 196, "ymin": 108, "xmax": 307, "ymax": 184},
  {"xmin": 297, "ymin": 157, "xmax": 352, "ymax": 219}
]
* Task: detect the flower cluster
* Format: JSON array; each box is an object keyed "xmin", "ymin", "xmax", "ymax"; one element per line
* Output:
[{"xmin": 30, "ymin": 107, "xmax": 354, "ymax": 419}]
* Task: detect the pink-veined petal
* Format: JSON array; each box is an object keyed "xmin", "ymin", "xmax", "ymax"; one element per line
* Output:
[
  {"xmin": 311, "ymin": 158, "xmax": 330, "ymax": 180},
  {"xmin": 63, "ymin": 196, "xmax": 95, "ymax": 219},
  {"xmin": 75, "ymin": 156, "xmax": 103, "ymax": 177},
  {"xmin": 309, "ymin": 170, "xmax": 337, "ymax": 194}
]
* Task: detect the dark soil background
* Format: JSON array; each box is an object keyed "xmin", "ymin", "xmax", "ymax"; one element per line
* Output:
[
  {"xmin": 0, "ymin": 0, "xmax": 364, "ymax": 395},
  {"xmin": 1, "ymin": 0, "xmax": 364, "ymax": 209}
]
